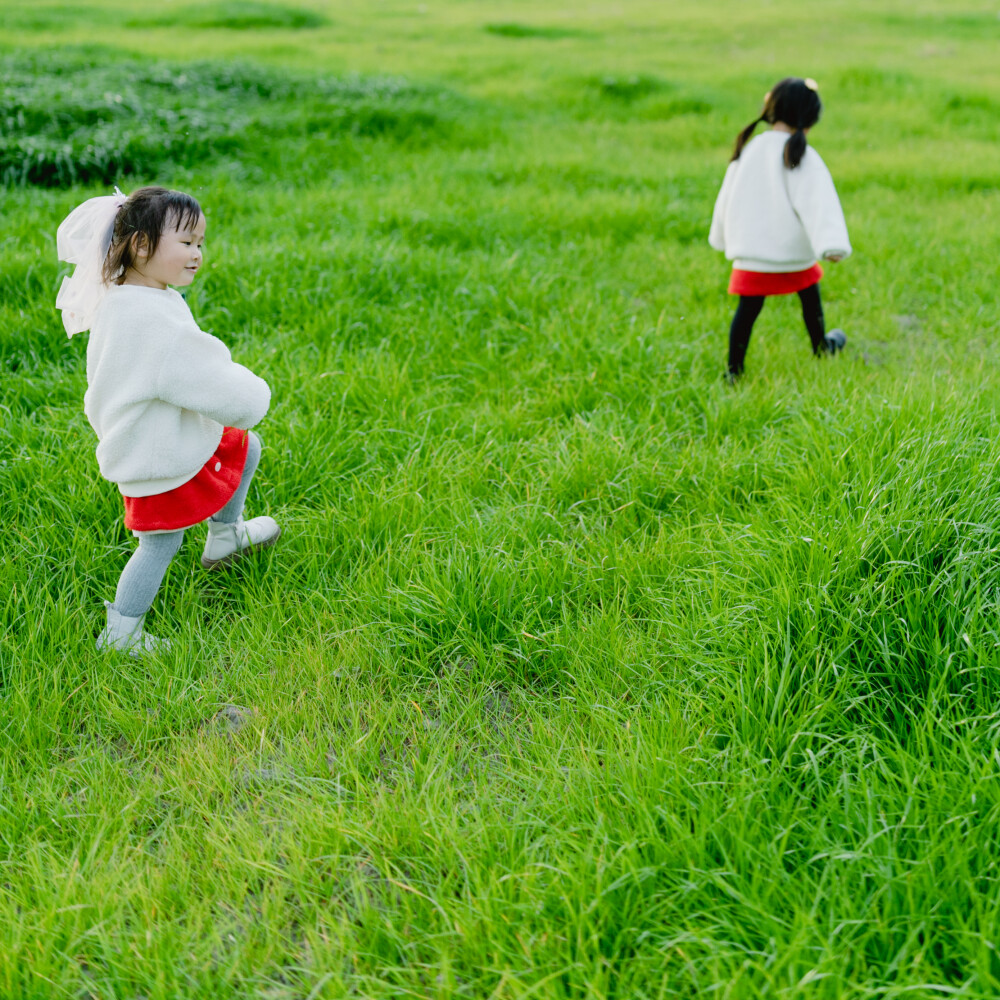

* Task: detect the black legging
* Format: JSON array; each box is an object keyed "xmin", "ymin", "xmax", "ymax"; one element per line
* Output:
[{"xmin": 728, "ymin": 282, "xmax": 827, "ymax": 376}]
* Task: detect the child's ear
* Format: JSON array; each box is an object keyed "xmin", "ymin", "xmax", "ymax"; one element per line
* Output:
[{"xmin": 130, "ymin": 232, "xmax": 148, "ymax": 259}]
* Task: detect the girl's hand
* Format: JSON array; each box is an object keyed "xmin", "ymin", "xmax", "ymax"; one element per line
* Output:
[{"xmin": 823, "ymin": 252, "xmax": 844, "ymax": 263}]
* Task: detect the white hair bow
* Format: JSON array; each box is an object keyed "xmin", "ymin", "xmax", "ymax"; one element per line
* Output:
[{"xmin": 55, "ymin": 187, "xmax": 128, "ymax": 337}]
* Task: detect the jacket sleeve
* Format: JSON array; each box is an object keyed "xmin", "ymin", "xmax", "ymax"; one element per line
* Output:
[
  {"xmin": 787, "ymin": 150, "xmax": 852, "ymax": 261},
  {"xmin": 708, "ymin": 162, "xmax": 736, "ymax": 252},
  {"xmin": 155, "ymin": 323, "xmax": 271, "ymax": 429}
]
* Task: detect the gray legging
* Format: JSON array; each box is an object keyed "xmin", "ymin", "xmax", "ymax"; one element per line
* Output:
[{"xmin": 113, "ymin": 431, "xmax": 262, "ymax": 618}]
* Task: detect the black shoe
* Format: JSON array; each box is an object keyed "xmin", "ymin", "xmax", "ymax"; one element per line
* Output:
[
  {"xmin": 824, "ymin": 328, "xmax": 846, "ymax": 354},
  {"xmin": 724, "ymin": 369, "xmax": 742, "ymax": 386}
]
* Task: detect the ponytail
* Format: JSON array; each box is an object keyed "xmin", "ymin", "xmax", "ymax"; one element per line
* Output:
[
  {"xmin": 784, "ymin": 127, "xmax": 808, "ymax": 169},
  {"xmin": 730, "ymin": 117, "xmax": 763, "ymax": 162}
]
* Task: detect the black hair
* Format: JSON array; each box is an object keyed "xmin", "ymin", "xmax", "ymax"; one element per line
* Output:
[
  {"xmin": 730, "ymin": 77, "xmax": 823, "ymax": 169},
  {"xmin": 103, "ymin": 186, "xmax": 203, "ymax": 284}
]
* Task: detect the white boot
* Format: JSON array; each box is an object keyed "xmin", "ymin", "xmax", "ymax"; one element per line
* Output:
[
  {"xmin": 201, "ymin": 515, "xmax": 281, "ymax": 570},
  {"xmin": 96, "ymin": 601, "xmax": 169, "ymax": 657}
]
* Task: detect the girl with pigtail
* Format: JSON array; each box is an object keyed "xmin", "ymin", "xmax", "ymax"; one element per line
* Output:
[
  {"xmin": 56, "ymin": 186, "xmax": 281, "ymax": 656},
  {"xmin": 709, "ymin": 77, "xmax": 852, "ymax": 381}
]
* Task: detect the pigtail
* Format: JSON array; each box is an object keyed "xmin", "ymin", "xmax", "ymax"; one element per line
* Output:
[
  {"xmin": 732, "ymin": 79, "xmax": 820, "ymax": 167},
  {"xmin": 784, "ymin": 127, "xmax": 808, "ymax": 169},
  {"xmin": 730, "ymin": 117, "xmax": 763, "ymax": 162}
]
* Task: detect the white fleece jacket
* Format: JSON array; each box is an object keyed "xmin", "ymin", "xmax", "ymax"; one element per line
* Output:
[
  {"xmin": 709, "ymin": 131, "xmax": 851, "ymax": 272},
  {"xmin": 84, "ymin": 285, "xmax": 271, "ymax": 497}
]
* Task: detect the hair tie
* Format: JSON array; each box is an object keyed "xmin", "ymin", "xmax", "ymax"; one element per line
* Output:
[{"xmin": 55, "ymin": 187, "xmax": 129, "ymax": 337}]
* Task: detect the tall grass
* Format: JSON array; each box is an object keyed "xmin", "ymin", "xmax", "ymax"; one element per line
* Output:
[{"xmin": 2, "ymin": 0, "xmax": 1000, "ymax": 996}]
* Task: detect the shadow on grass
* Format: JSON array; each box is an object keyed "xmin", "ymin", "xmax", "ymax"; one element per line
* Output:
[{"xmin": 128, "ymin": 1, "xmax": 329, "ymax": 30}]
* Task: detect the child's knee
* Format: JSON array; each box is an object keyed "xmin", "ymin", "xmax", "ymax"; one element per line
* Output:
[{"xmin": 136, "ymin": 529, "xmax": 185, "ymax": 560}]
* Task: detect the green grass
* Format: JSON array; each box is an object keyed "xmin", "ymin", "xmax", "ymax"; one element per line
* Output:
[
  {"xmin": 3, "ymin": 0, "xmax": 1000, "ymax": 996},
  {"xmin": 133, "ymin": 2, "xmax": 329, "ymax": 31},
  {"xmin": 0, "ymin": 50, "xmax": 482, "ymax": 188}
]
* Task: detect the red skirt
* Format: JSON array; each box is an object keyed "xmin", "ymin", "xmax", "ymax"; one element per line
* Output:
[
  {"xmin": 123, "ymin": 427, "xmax": 249, "ymax": 532},
  {"xmin": 728, "ymin": 263, "xmax": 823, "ymax": 296}
]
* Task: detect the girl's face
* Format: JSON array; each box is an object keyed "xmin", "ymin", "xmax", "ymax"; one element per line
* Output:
[{"xmin": 126, "ymin": 213, "xmax": 207, "ymax": 290}]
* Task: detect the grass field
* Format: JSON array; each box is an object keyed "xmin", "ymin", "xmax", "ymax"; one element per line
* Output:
[{"xmin": 3, "ymin": 1, "xmax": 1000, "ymax": 996}]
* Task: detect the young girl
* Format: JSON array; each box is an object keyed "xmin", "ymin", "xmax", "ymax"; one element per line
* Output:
[
  {"xmin": 56, "ymin": 186, "xmax": 281, "ymax": 656},
  {"xmin": 709, "ymin": 77, "xmax": 852, "ymax": 380}
]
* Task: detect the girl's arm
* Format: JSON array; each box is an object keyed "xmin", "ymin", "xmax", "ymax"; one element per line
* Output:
[
  {"xmin": 709, "ymin": 163, "xmax": 737, "ymax": 252},
  {"xmin": 156, "ymin": 325, "xmax": 271, "ymax": 430},
  {"xmin": 787, "ymin": 151, "xmax": 852, "ymax": 262}
]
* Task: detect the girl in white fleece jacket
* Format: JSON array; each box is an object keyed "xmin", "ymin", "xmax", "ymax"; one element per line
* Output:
[
  {"xmin": 709, "ymin": 77, "xmax": 852, "ymax": 380},
  {"xmin": 57, "ymin": 186, "xmax": 281, "ymax": 656}
]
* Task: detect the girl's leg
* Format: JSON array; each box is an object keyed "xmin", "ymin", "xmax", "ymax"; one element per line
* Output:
[
  {"xmin": 728, "ymin": 295, "xmax": 765, "ymax": 376},
  {"xmin": 210, "ymin": 431, "xmax": 261, "ymax": 525},
  {"xmin": 114, "ymin": 529, "xmax": 186, "ymax": 618},
  {"xmin": 797, "ymin": 283, "xmax": 828, "ymax": 355},
  {"xmin": 98, "ymin": 529, "xmax": 183, "ymax": 655},
  {"xmin": 202, "ymin": 431, "xmax": 280, "ymax": 569}
]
